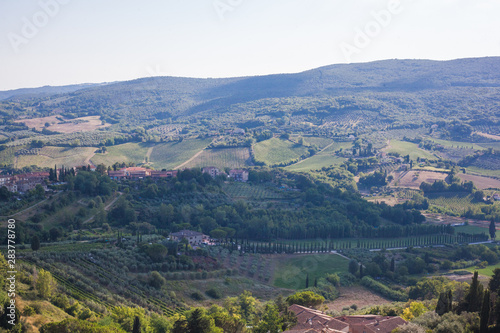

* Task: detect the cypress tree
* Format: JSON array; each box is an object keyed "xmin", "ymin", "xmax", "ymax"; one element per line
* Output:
[
  {"xmin": 490, "ymin": 219, "xmax": 496, "ymax": 241},
  {"xmin": 133, "ymin": 316, "xmax": 141, "ymax": 333},
  {"xmin": 480, "ymin": 290, "xmax": 490, "ymax": 333},
  {"xmin": 390, "ymin": 258, "xmax": 395, "ymax": 272},
  {"xmin": 465, "ymin": 271, "xmax": 484, "ymax": 313}
]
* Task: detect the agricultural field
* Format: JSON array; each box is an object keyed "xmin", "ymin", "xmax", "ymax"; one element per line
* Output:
[
  {"xmin": 16, "ymin": 115, "xmax": 110, "ymax": 133},
  {"xmin": 91, "ymin": 142, "xmax": 152, "ymax": 166},
  {"xmin": 385, "ymin": 140, "xmax": 437, "ymax": 160},
  {"xmin": 149, "ymin": 138, "xmax": 212, "ymax": 170},
  {"xmin": 426, "ymin": 192, "xmax": 477, "ymax": 215},
  {"xmin": 301, "ymin": 136, "xmax": 334, "ymax": 149},
  {"xmin": 254, "ymin": 138, "xmax": 310, "ymax": 166},
  {"xmin": 454, "ymin": 225, "xmax": 490, "ymax": 237},
  {"xmin": 183, "ymin": 147, "xmax": 252, "ymax": 169},
  {"xmin": 458, "ymin": 173, "xmax": 500, "ymax": 190},
  {"xmin": 222, "ymin": 182, "xmax": 286, "ymax": 200},
  {"xmin": 273, "ymin": 254, "xmax": 349, "ymax": 290},
  {"xmin": 466, "ymin": 166, "xmax": 500, "ymax": 178},
  {"xmin": 16, "ymin": 146, "xmax": 97, "ymax": 168},
  {"xmin": 286, "ymin": 154, "xmax": 345, "ymax": 172},
  {"xmin": 393, "ymin": 170, "xmax": 448, "ymax": 189},
  {"xmin": 0, "ymin": 145, "xmax": 18, "ymax": 166}
]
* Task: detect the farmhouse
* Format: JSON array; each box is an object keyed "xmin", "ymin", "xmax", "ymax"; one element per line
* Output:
[
  {"xmin": 170, "ymin": 230, "xmax": 207, "ymax": 246},
  {"xmin": 108, "ymin": 167, "xmax": 177, "ymax": 180},
  {"xmin": 229, "ymin": 169, "xmax": 249, "ymax": 182},
  {"xmin": 202, "ymin": 166, "xmax": 222, "ymax": 178},
  {"xmin": 0, "ymin": 172, "xmax": 49, "ymax": 193},
  {"xmin": 286, "ymin": 305, "xmax": 407, "ymax": 333}
]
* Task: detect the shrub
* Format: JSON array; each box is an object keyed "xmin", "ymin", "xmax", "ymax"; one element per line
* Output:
[
  {"xmin": 286, "ymin": 291, "xmax": 325, "ymax": 308},
  {"xmin": 361, "ymin": 276, "xmax": 408, "ymax": 301},
  {"xmin": 191, "ymin": 292, "xmax": 205, "ymax": 301},
  {"xmin": 23, "ymin": 306, "xmax": 36, "ymax": 316},
  {"xmin": 206, "ymin": 288, "xmax": 222, "ymax": 299}
]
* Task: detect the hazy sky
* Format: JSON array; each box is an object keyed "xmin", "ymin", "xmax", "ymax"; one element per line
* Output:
[{"xmin": 1, "ymin": 0, "xmax": 499, "ymax": 90}]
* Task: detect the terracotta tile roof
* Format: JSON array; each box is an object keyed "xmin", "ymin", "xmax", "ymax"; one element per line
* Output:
[{"xmin": 288, "ymin": 305, "xmax": 349, "ymax": 332}]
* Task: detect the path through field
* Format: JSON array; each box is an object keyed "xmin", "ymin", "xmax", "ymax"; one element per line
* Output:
[
  {"xmin": 83, "ymin": 191, "xmax": 123, "ymax": 224},
  {"xmin": 0, "ymin": 191, "xmax": 63, "ymax": 220},
  {"xmin": 175, "ymin": 149, "xmax": 205, "ymax": 169},
  {"xmin": 288, "ymin": 140, "xmax": 338, "ymax": 167}
]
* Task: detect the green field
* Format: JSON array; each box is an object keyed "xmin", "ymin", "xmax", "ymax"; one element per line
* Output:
[
  {"xmin": 223, "ymin": 182, "xmax": 285, "ymax": 200},
  {"xmin": 285, "ymin": 141, "xmax": 351, "ymax": 171},
  {"xmin": 286, "ymin": 154, "xmax": 345, "ymax": 172},
  {"xmin": 454, "ymin": 225, "xmax": 489, "ymax": 238},
  {"xmin": 466, "ymin": 166, "xmax": 500, "ymax": 178},
  {"xmin": 273, "ymin": 254, "xmax": 349, "ymax": 289},
  {"xmin": 386, "ymin": 140, "xmax": 437, "ymax": 160},
  {"xmin": 17, "ymin": 146, "xmax": 97, "ymax": 168},
  {"xmin": 254, "ymin": 138, "xmax": 309, "ymax": 166},
  {"xmin": 149, "ymin": 138, "xmax": 212, "ymax": 169},
  {"xmin": 302, "ymin": 136, "xmax": 334, "ymax": 149},
  {"xmin": 430, "ymin": 138, "xmax": 486, "ymax": 150},
  {"xmin": 91, "ymin": 142, "xmax": 152, "ymax": 166},
  {"xmin": 183, "ymin": 147, "xmax": 251, "ymax": 169},
  {"xmin": 465, "ymin": 262, "xmax": 500, "ymax": 277}
]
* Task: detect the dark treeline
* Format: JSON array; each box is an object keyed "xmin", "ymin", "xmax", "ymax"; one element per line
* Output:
[{"xmin": 99, "ymin": 168, "xmax": 430, "ymax": 241}]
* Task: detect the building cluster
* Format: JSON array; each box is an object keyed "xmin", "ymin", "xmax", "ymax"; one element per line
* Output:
[
  {"xmin": 285, "ymin": 305, "xmax": 407, "ymax": 333},
  {"xmin": 169, "ymin": 229, "xmax": 209, "ymax": 246},
  {"xmin": 0, "ymin": 172, "xmax": 49, "ymax": 193},
  {"xmin": 108, "ymin": 167, "xmax": 178, "ymax": 180},
  {"xmin": 202, "ymin": 167, "xmax": 249, "ymax": 182}
]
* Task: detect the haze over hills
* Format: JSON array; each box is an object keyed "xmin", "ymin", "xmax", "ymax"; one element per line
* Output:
[{"xmin": 2, "ymin": 57, "xmax": 499, "ymax": 132}]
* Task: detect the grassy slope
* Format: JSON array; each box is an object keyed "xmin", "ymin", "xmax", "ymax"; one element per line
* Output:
[
  {"xmin": 91, "ymin": 142, "xmax": 152, "ymax": 166},
  {"xmin": 273, "ymin": 254, "xmax": 349, "ymax": 290},
  {"xmin": 254, "ymin": 138, "xmax": 309, "ymax": 166},
  {"xmin": 149, "ymin": 138, "xmax": 212, "ymax": 170},
  {"xmin": 17, "ymin": 146, "xmax": 97, "ymax": 168},
  {"xmin": 286, "ymin": 141, "xmax": 351, "ymax": 172},
  {"xmin": 386, "ymin": 140, "xmax": 437, "ymax": 160}
]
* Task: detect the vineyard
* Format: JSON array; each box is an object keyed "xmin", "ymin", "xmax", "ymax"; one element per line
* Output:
[
  {"xmin": 21, "ymin": 249, "xmax": 190, "ymax": 317},
  {"xmin": 222, "ymin": 182, "xmax": 286, "ymax": 200},
  {"xmin": 426, "ymin": 192, "xmax": 477, "ymax": 215},
  {"xmin": 149, "ymin": 138, "xmax": 212, "ymax": 170},
  {"xmin": 182, "ymin": 147, "xmax": 252, "ymax": 169},
  {"xmin": 5, "ymin": 131, "xmax": 126, "ymax": 147}
]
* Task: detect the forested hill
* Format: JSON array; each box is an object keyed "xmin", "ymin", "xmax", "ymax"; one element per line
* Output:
[{"xmin": 2, "ymin": 57, "xmax": 500, "ymax": 128}]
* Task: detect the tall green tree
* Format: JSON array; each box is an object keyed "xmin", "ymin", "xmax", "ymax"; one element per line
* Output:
[
  {"xmin": 132, "ymin": 316, "xmax": 141, "ymax": 333},
  {"xmin": 464, "ymin": 271, "xmax": 484, "ymax": 313},
  {"xmin": 36, "ymin": 269, "xmax": 56, "ymax": 299},
  {"xmin": 480, "ymin": 290, "xmax": 490, "ymax": 333},
  {"xmin": 31, "ymin": 235, "xmax": 40, "ymax": 251},
  {"xmin": 490, "ymin": 219, "xmax": 496, "ymax": 241},
  {"xmin": 254, "ymin": 304, "xmax": 282, "ymax": 333}
]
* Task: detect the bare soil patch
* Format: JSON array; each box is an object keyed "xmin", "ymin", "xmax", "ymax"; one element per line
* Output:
[
  {"xmin": 475, "ymin": 132, "xmax": 500, "ymax": 141},
  {"xmin": 396, "ymin": 170, "xmax": 448, "ymax": 189},
  {"xmin": 326, "ymin": 286, "xmax": 390, "ymax": 312},
  {"xmin": 458, "ymin": 173, "xmax": 500, "ymax": 190},
  {"xmin": 16, "ymin": 115, "xmax": 110, "ymax": 133}
]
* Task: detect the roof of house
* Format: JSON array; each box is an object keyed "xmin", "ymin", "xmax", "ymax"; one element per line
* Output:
[
  {"xmin": 288, "ymin": 305, "xmax": 349, "ymax": 332},
  {"xmin": 362, "ymin": 317, "xmax": 407, "ymax": 333},
  {"xmin": 229, "ymin": 169, "xmax": 248, "ymax": 174}
]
